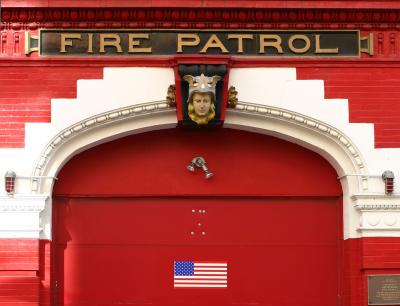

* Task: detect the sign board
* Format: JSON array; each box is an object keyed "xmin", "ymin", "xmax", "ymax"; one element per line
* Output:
[
  {"xmin": 368, "ymin": 275, "xmax": 400, "ymax": 305},
  {"xmin": 25, "ymin": 30, "xmax": 374, "ymax": 57}
]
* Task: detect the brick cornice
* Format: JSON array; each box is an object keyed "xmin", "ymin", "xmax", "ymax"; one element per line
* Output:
[
  {"xmin": 2, "ymin": 7, "xmax": 400, "ymax": 30},
  {"xmin": 2, "ymin": 0, "xmax": 400, "ymax": 9}
]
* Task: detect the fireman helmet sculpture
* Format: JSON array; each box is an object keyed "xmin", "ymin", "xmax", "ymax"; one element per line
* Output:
[{"xmin": 183, "ymin": 73, "xmax": 221, "ymax": 125}]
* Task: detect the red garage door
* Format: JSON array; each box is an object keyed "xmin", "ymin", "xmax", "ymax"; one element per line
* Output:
[{"xmin": 53, "ymin": 128, "xmax": 342, "ymax": 306}]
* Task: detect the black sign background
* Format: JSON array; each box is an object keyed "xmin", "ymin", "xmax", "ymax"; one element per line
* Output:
[{"xmin": 39, "ymin": 29, "xmax": 360, "ymax": 57}]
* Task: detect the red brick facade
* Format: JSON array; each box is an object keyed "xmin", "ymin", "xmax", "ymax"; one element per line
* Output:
[
  {"xmin": 1, "ymin": 1, "xmax": 400, "ymax": 305},
  {"xmin": 1, "ymin": 238, "xmax": 398, "ymax": 305}
]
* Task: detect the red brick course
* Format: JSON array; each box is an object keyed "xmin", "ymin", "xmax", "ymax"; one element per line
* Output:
[
  {"xmin": 297, "ymin": 67, "xmax": 400, "ymax": 148},
  {"xmin": 0, "ymin": 67, "xmax": 103, "ymax": 147}
]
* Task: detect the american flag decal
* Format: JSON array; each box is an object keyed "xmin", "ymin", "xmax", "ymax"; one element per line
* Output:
[{"xmin": 174, "ymin": 261, "xmax": 228, "ymax": 288}]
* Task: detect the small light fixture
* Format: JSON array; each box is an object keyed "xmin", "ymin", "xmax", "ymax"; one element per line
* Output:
[
  {"xmin": 186, "ymin": 160, "xmax": 196, "ymax": 172},
  {"xmin": 4, "ymin": 171, "xmax": 16, "ymax": 196},
  {"xmin": 186, "ymin": 157, "xmax": 213, "ymax": 179},
  {"xmin": 382, "ymin": 170, "xmax": 394, "ymax": 194}
]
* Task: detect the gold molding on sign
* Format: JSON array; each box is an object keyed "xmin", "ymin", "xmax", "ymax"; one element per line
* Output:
[
  {"xmin": 360, "ymin": 33, "xmax": 374, "ymax": 56},
  {"xmin": 37, "ymin": 29, "xmax": 363, "ymax": 58},
  {"xmin": 24, "ymin": 32, "xmax": 39, "ymax": 55}
]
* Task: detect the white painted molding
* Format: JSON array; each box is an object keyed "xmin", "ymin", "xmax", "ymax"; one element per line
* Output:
[
  {"xmin": 32, "ymin": 99, "xmax": 372, "ymax": 239},
  {"xmin": 9, "ymin": 102, "xmax": 400, "ymax": 240},
  {"xmin": 32, "ymin": 102, "xmax": 177, "ymax": 240},
  {"xmin": 352, "ymin": 193, "xmax": 400, "ymax": 209},
  {"xmin": 233, "ymin": 101, "xmax": 367, "ymax": 181},
  {"xmin": 32, "ymin": 101, "xmax": 173, "ymax": 191},
  {"xmin": 2, "ymin": 66, "xmax": 400, "ymax": 239},
  {"xmin": 33, "ymin": 100, "xmax": 366, "ymax": 193},
  {"xmin": 0, "ymin": 194, "xmax": 47, "ymax": 238},
  {"xmin": 0, "ymin": 194, "xmax": 48, "ymax": 210},
  {"xmin": 352, "ymin": 193, "xmax": 400, "ymax": 236}
]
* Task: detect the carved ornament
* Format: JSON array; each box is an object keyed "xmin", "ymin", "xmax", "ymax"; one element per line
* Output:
[
  {"xmin": 2, "ymin": 8, "xmax": 400, "ymax": 30},
  {"xmin": 166, "ymin": 85, "xmax": 176, "ymax": 107},
  {"xmin": 227, "ymin": 86, "xmax": 238, "ymax": 108}
]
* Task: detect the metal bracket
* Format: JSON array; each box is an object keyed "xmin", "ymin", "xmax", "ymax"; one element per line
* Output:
[
  {"xmin": 24, "ymin": 32, "xmax": 39, "ymax": 55},
  {"xmin": 360, "ymin": 33, "xmax": 374, "ymax": 56}
]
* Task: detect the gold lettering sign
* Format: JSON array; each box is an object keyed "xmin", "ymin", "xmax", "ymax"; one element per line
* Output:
[
  {"xmin": 227, "ymin": 34, "xmax": 253, "ymax": 53},
  {"xmin": 259, "ymin": 34, "xmax": 283, "ymax": 54},
  {"xmin": 199, "ymin": 34, "xmax": 229, "ymax": 53},
  {"xmin": 33, "ymin": 29, "xmax": 373, "ymax": 57},
  {"xmin": 99, "ymin": 33, "xmax": 123, "ymax": 53},
  {"xmin": 288, "ymin": 35, "xmax": 311, "ymax": 54},
  {"xmin": 60, "ymin": 33, "xmax": 82, "ymax": 53},
  {"xmin": 128, "ymin": 33, "xmax": 152, "ymax": 53},
  {"xmin": 177, "ymin": 34, "xmax": 200, "ymax": 53}
]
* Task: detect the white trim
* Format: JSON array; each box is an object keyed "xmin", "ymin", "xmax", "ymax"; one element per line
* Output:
[
  {"xmin": 0, "ymin": 194, "xmax": 47, "ymax": 238},
  {"xmin": 33, "ymin": 101, "xmax": 366, "ymax": 192},
  {"xmin": 0, "ymin": 194, "xmax": 48, "ymax": 211},
  {"xmin": 232, "ymin": 102, "xmax": 366, "ymax": 177},
  {"xmin": 352, "ymin": 194, "xmax": 400, "ymax": 209},
  {"xmin": 352, "ymin": 193, "xmax": 400, "ymax": 236},
  {"xmin": 32, "ymin": 101, "xmax": 172, "ymax": 191},
  {"xmin": 30, "ymin": 100, "xmax": 370, "ymax": 240},
  {"xmin": 359, "ymin": 227, "xmax": 400, "ymax": 231},
  {"xmin": 0, "ymin": 228, "xmax": 43, "ymax": 232},
  {"xmin": 2, "ymin": 66, "xmax": 399, "ymax": 239}
]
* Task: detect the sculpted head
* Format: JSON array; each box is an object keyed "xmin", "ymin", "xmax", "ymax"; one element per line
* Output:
[
  {"xmin": 183, "ymin": 73, "xmax": 221, "ymax": 125},
  {"xmin": 188, "ymin": 91, "xmax": 216, "ymax": 125}
]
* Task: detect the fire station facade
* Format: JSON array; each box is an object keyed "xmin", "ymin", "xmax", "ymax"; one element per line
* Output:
[{"xmin": 1, "ymin": 1, "xmax": 400, "ymax": 305}]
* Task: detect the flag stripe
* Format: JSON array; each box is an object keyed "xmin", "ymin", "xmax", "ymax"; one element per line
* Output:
[
  {"xmin": 174, "ymin": 280, "xmax": 227, "ymax": 284},
  {"xmin": 194, "ymin": 263, "xmax": 227, "ymax": 267},
  {"xmin": 174, "ymin": 276, "xmax": 226, "ymax": 279},
  {"xmin": 174, "ymin": 284, "xmax": 227, "ymax": 288},
  {"xmin": 195, "ymin": 267, "xmax": 227, "ymax": 271},
  {"xmin": 194, "ymin": 271, "xmax": 227, "ymax": 275}
]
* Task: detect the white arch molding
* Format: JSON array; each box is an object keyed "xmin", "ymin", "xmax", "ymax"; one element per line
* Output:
[{"xmin": 32, "ymin": 100, "xmax": 367, "ymax": 240}]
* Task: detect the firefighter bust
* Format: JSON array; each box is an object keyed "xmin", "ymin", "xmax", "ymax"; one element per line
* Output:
[{"xmin": 183, "ymin": 73, "xmax": 221, "ymax": 125}]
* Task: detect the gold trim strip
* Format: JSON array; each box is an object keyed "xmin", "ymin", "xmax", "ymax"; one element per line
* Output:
[
  {"xmin": 38, "ymin": 29, "xmax": 362, "ymax": 58},
  {"xmin": 24, "ymin": 32, "xmax": 39, "ymax": 55}
]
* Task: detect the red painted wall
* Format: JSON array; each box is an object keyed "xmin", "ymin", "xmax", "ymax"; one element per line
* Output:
[
  {"xmin": 1, "ymin": 238, "xmax": 398, "ymax": 305},
  {"xmin": 1, "ymin": 2, "xmax": 400, "ymax": 306},
  {"xmin": 53, "ymin": 197, "xmax": 340, "ymax": 305},
  {"xmin": 343, "ymin": 238, "xmax": 400, "ymax": 306},
  {"xmin": 297, "ymin": 67, "xmax": 400, "ymax": 148},
  {"xmin": 51, "ymin": 129, "xmax": 342, "ymax": 305},
  {"xmin": 0, "ymin": 66, "xmax": 103, "ymax": 148},
  {"xmin": 53, "ymin": 129, "xmax": 342, "ymax": 197},
  {"xmin": 0, "ymin": 239, "xmax": 40, "ymax": 305}
]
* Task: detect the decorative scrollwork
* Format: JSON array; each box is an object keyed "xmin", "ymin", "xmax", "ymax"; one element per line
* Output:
[
  {"xmin": 166, "ymin": 85, "xmax": 176, "ymax": 107},
  {"xmin": 227, "ymin": 86, "xmax": 238, "ymax": 108},
  {"xmin": 1, "ymin": 8, "xmax": 400, "ymax": 30}
]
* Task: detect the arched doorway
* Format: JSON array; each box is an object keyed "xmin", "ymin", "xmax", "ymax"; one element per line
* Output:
[{"xmin": 52, "ymin": 128, "xmax": 342, "ymax": 305}]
